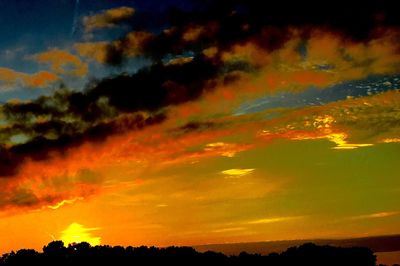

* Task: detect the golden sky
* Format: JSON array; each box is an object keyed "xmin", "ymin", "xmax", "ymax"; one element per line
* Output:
[{"xmin": 0, "ymin": 0, "xmax": 399, "ymax": 254}]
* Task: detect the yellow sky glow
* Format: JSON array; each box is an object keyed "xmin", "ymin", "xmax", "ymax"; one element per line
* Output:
[{"xmin": 60, "ymin": 223, "xmax": 101, "ymax": 246}]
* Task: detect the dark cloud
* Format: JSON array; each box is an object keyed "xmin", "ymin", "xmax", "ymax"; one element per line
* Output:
[
  {"xmin": 0, "ymin": 188, "xmax": 39, "ymax": 209},
  {"xmin": 75, "ymin": 169, "xmax": 104, "ymax": 185},
  {"xmin": 0, "ymin": 112, "xmax": 166, "ymax": 177},
  {"xmin": 86, "ymin": 58, "xmax": 219, "ymax": 112},
  {"xmin": 174, "ymin": 121, "xmax": 219, "ymax": 134},
  {"xmin": 102, "ymin": 0, "xmax": 400, "ymax": 65},
  {"xmin": 9, "ymin": 188, "xmax": 39, "ymax": 207},
  {"xmin": 0, "ymin": 57, "xmax": 225, "ymax": 177}
]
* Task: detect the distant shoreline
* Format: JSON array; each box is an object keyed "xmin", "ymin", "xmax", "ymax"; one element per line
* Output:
[
  {"xmin": 193, "ymin": 234, "xmax": 400, "ymax": 254},
  {"xmin": 193, "ymin": 234, "xmax": 400, "ymax": 265}
]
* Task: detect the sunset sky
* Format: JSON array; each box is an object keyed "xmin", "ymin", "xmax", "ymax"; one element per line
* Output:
[{"xmin": 0, "ymin": 0, "xmax": 399, "ymax": 253}]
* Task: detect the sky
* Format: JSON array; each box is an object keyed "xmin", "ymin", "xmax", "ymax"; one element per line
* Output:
[{"xmin": 0, "ymin": 0, "xmax": 399, "ymax": 253}]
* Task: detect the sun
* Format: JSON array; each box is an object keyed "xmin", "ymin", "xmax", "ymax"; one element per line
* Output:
[{"xmin": 60, "ymin": 223, "xmax": 101, "ymax": 246}]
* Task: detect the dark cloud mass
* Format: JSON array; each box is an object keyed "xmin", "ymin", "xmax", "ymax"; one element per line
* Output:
[
  {"xmin": 104, "ymin": 0, "xmax": 400, "ymax": 64},
  {"xmin": 1, "ymin": 0, "xmax": 400, "ymax": 178},
  {"xmin": 0, "ymin": 56, "xmax": 223, "ymax": 176}
]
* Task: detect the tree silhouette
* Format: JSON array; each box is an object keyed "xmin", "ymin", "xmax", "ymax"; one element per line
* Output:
[{"xmin": 0, "ymin": 241, "xmax": 378, "ymax": 266}]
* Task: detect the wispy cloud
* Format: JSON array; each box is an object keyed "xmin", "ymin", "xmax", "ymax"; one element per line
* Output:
[
  {"xmin": 0, "ymin": 67, "xmax": 58, "ymax": 90},
  {"xmin": 247, "ymin": 216, "xmax": 302, "ymax": 225},
  {"xmin": 31, "ymin": 49, "xmax": 88, "ymax": 77},
  {"xmin": 348, "ymin": 211, "xmax": 400, "ymax": 220},
  {"xmin": 204, "ymin": 142, "xmax": 249, "ymax": 158},
  {"xmin": 47, "ymin": 197, "xmax": 84, "ymax": 210},
  {"xmin": 83, "ymin": 6, "xmax": 135, "ymax": 33},
  {"xmin": 212, "ymin": 227, "xmax": 246, "ymax": 233},
  {"xmin": 221, "ymin": 169, "xmax": 255, "ymax": 178}
]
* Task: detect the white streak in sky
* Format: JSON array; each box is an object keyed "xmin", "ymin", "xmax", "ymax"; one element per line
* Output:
[{"xmin": 71, "ymin": 0, "xmax": 80, "ymax": 37}]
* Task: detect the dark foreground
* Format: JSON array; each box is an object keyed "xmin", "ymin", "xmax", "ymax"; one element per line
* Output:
[
  {"xmin": 0, "ymin": 241, "xmax": 382, "ymax": 266},
  {"xmin": 194, "ymin": 235, "xmax": 400, "ymax": 255}
]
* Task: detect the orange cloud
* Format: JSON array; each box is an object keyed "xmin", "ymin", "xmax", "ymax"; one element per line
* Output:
[
  {"xmin": 1, "ymin": 28, "xmax": 400, "ymax": 216},
  {"xmin": 255, "ymin": 89, "xmax": 400, "ymax": 149},
  {"xmin": 26, "ymin": 71, "xmax": 59, "ymax": 87},
  {"xmin": 32, "ymin": 49, "xmax": 88, "ymax": 77},
  {"xmin": 74, "ymin": 31, "xmax": 154, "ymax": 64},
  {"xmin": 204, "ymin": 142, "xmax": 250, "ymax": 158},
  {"xmin": 83, "ymin": 6, "xmax": 135, "ymax": 33},
  {"xmin": 219, "ymin": 28, "xmax": 400, "ymax": 97},
  {"xmin": 305, "ymin": 29, "xmax": 400, "ymax": 80},
  {"xmin": 202, "ymin": 46, "xmax": 218, "ymax": 58},
  {"xmin": 0, "ymin": 67, "xmax": 58, "ymax": 90},
  {"xmin": 0, "ymin": 113, "xmax": 254, "ymax": 213},
  {"xmin": 263, "ymin": 70, "xmax": 333, "ymax": 92},
  {"xmin": 182, "ymin": 25, "xmax": 206, "ymax": 42},
  {"xmin": 222, "ymin": 41, "xmax": 272, "ymax": 66},
  {"xmin": 114, "ymin": 31, "xmax": 155, "ymax": 57},
  {"xmin": 74, "ymin": 42, "xmax": 109, "ymax": 63},
  {"xmin": 1, "ymin": 89, "xmax": 399, "ymax": 215},
  {"xmin": 165, "ymin": 56, "xmax": 194, "ymax": 66}
]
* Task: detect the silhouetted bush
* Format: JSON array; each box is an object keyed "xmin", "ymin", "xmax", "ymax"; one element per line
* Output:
[{"xmin": 0, "ymin": 241, "xmax": 377, "ymax": 266}]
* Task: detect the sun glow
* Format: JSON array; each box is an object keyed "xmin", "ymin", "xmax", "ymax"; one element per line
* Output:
[{"xmin": 60, "ymin": 223, "xmax": 101, "ymax": 246}]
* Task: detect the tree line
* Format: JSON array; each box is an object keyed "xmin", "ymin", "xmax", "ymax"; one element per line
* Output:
[{"xmin": 0, "ymin": 241, "xmax": 382, "ymax": 266}]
